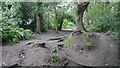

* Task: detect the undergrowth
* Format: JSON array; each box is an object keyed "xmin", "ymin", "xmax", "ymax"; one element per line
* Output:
[
  {"xmin": 64, "ymin": 34, "xmax": 76, "ymax": 48},
  {"xmin": 81, "ymin": 34, "xmax": 94, "ymax": 49},
  {"xmin": 50, "ymin": 53, "xmax": 60, "ymax": 63}
]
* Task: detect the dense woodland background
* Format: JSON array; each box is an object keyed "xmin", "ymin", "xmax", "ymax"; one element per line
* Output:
[
  {"xmin": 0, "ymin": 1, "xmax": 120, "ymax": 67},
  {"xmin": 0, "ymin": 2, "xmax": 120, "ymax": 42}
]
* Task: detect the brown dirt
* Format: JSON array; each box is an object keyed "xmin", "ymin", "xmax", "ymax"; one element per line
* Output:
[{"xmin": 1, "ymin": 30, "xmax": 118, "ymax": 67}]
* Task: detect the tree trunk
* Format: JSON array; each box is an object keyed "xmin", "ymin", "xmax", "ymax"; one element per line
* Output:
[
  {"xmin": 118, "ymin": 1, "xmax": 120, "ymax": 21},
  {"xmin": 54, "ymin": 6, "xmax": 58, "ymax": 32},
  {"xmin": 36, "ymin": 13, "xmax": 41, "ymax": 33},
  {"xmin": 58, "ymin": 12, "xmax": 64, "ymax": 31},
  {"xmin": 76, "ymin": 2, "xmax": 90, "ymax": 31},
  {"xmin": 58, "ymin": 19, "xmax": 64, "ymax": 30}
]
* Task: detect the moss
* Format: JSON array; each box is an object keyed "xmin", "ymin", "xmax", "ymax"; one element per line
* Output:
[{"xmin": 81, "ymin": 34, "xmax": 94, "ymax": 49}]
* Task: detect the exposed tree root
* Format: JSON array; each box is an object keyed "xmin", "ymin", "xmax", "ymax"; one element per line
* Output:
[
  {"xmin": 71, "ymin": 30, "xmax": 88, "ymax": 37},
  {"xmin": 8, "ymin": 64, "xmax": 19, "ymax": 68},
  {"xmin": 48, "ymin": 37, "xmax": 62, "ymax": 40},
  {"xmin": 25, "ymin": 41, "xmax": 47, "ymax": 48},
  {"xmin": 58, "ymin": 51, "xmax": 84, "ymax": 66},
  {"xmin": 47, "ymin": 36, "xmax": 66, "ymax": 41},
  {"xmin": 57, "ymin": 39, "xmax": 64, "ymax": 42},
  {"xmin": 59, "ymin": 51, "xmax": 95, "ymax": 68},
  {"xmin": 24, "ymin": 33, "xmax": 97, "ymax": 67},
  {"xmin": 44, "ymin": 43, "xmax": 88, "ymax": 67},
  {"xmin": 37, "ymin": 42, "xmax": 46, "ymax": 48},
  {"xmin": 61, "ymin": 58, "xmax": 69, "ymax": 66}
]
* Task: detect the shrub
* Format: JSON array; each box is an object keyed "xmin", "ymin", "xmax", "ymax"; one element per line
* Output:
[
  {"xmin": 50, "ymin": 53, "xmax": 60, "ymax": 63},
  {"xmin": 1, "ymin": 2, "xmax": 34, "ymax": 43},
  {"xmin": 2, "ymin": 20, "xmax": 34, "ymax": 42}
]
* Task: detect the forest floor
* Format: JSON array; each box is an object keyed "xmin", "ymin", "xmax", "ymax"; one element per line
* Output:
[{"xmin": 1, "ymin": 30, "xmax": 119, "ymax": 67}]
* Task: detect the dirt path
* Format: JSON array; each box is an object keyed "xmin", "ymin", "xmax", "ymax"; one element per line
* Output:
[
  {"xmin": 63, "ymin": 33, "xmax": 118, "ymax": 66},
  {"xmin": 1, "ymin": 30, "xmax": 118, "ymax": 67}
]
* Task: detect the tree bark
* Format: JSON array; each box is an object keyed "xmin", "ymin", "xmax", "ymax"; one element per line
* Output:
[
  {"xmin": 36, "ymin": 13, "xmax": 41, "ymax": 33},
  {"xmin": 76, "ymin": 2, "xmax": 90, "ymax": 31},
  {"xmin": 54, "ymin": 5, "xmax": 58, "ymax": 33},
  {"xmin": 58, "ymin": 19, "xmax": 64, "ymax": 31},
  {"xmin": 58, "ymin": 12, "xmax": 64, "ymax": 31}
]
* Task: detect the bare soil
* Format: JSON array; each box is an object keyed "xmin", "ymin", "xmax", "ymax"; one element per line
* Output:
[{"xmin": 1, "ymin": 30, "xmax": 118, "ymax": 67}]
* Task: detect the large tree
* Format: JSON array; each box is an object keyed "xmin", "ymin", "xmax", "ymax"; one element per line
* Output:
[{"xmin": 76, "ymin": 2, "xmax": 90, "ymax": 32}]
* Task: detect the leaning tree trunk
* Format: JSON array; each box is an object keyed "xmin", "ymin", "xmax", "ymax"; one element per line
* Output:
[{"xmin": 76, "ymin": 2, "xmax": 90, "ymax": 32}]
